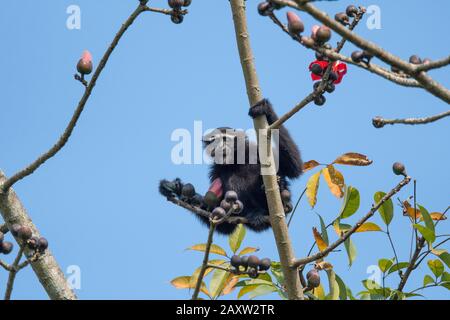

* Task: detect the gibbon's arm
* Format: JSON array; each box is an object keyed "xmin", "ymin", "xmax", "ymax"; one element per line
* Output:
[{"xmin": 249, "ymin": 99, "xmax": 303, "ymax": 179}]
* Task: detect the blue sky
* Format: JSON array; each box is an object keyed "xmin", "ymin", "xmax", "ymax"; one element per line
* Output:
[{"xmin": 0, "ymin": 0, "xmax": 448, "ymax": 299}]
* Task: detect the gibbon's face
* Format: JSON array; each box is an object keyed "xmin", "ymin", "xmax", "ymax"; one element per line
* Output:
[{"xmin": 203, "ymin": 127, "xmax": 248, "ymax": 165}]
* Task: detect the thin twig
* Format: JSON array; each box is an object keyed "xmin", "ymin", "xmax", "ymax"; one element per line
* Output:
[
  {"xmin": 0, "ymin": 2, "xmax": 149, "ymax": 192},
  {"xmin": 292, "ymin": 176, "xmax": 411, "ymax": 268},
  {"xmin": 287, "ymin": 187, "xmax": 306, "ymax": 227},
  {"xmin": 385, "ymin": 226, "xmax": 401, "ymax": 278},
  {"xmin": 192, "ymin": 222, "xmax": 216, "ymax": 300},
  {"xmin": 415, "ymin": 56, "xmax": 450, "ymax": 72},
  {"xmin": 372, "ymin": 110, "xmax": 450, "ymax": 128},
  {"xmin": 4, "ymin": 246, "xmax": 24, "ymax": 300}
]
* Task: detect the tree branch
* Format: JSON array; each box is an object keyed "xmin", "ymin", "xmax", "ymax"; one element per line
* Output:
[
  {"xmin": 229, "ymin": 0, "xmax": 304, "ymax": 299},
  {"xmin": 0, "ymin": 2, "xmax": 149, "ymax": 192},
  {"xmin": 372, "ymin": 110, "xmax": 450, "ymax": 128},
  {"xmin": 292, "ymin": 175, "xmax": 411, "ymax": 268},
  {"xmin": 271, "ymin": 0, "xmax": 450, "ymax": 103},
  {"xmin": 4, "ymin": 246, "xmax": 24, "ymax": 300},
  {"xmin": 0, "ymin": 170, "xmax": 77, "ymax": 300}
]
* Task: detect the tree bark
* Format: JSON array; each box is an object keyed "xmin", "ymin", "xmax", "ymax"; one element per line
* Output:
[
  {"xmin": 0, "ymin": 170, "xmax": 77, "ymax": 300},
  {"xmin": 229, "ymin": 0, "xmax": 303, "ymax": 300}
]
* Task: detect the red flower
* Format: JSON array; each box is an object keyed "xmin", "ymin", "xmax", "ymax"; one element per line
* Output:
[{"xmin": 309, "ymin": 60, "xmax": 347, "ymax": 84}]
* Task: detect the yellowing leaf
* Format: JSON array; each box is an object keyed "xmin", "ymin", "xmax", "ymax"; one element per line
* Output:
[
  {"xmin": 332, "ymin": 152, "xmax": 373, "ymax": 166},
  {"xmin": 222, "ymin": 275, "xmax": 239, "ymax": 296},
  {"xmin": 313, "ymin": 227, "xmax": 328, "ymax": 252},
  {"xmin": 209, "ymin": 268, "xmax": 230, "ymax": 298},
  {"xmin": 405, "ymin": 207, "xmax": 422, "ymax": 220},
  {"xmin": 237, "ymin": 285, "xmax": 260, "ymax": 299},
  {"xmin": 306, "ymin": 171, "xmax": 321, "ymax": 208},
  {"xmin": 322, "ymin": 165, "xmax": 345, "ymax": 198},
  {"xmin": 422, "ymin": 212, "xmax": 447, "ymax": 221},
  {"xmin": 190, "ymin": 260, "xmax": 226, "ymax": 287},
  {"xmin": 315, "ymin": 261, "xmax": 333, "ymax": 270},
  {"xmin": 313, "ymin": 283, "xmax": 326, "ymax": 300},
  {"xmin": 171, "ymin": 276, "xmax": 192, "ymax": 289},
  {"xmin": 303, "ymin": 160, "xmax": 320, "ymax": 172},
  {"xmin": 238, "ymin": 247, "xmax": 259, "ymax": 255},
  {"xmin": 187, "ymin": 244, "xmax": 227, "ymax": 257},
  {"xmin": 355, "ymin": 222, "xmax": 382, "ymax": 233}
]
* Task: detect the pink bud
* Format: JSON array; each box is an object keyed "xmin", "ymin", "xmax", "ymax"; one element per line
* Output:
[
  {"xmin": 286, "ymin": 11, "xmax": 304, "ymax": 35},
  {"xmin": 81, "ymin": 50, "xmax": 92, "ymax": 63},
  {"xmin": 311, "ymin": 25, "xmax": 320, "ymax": 40},
  {"xmin": 77, "ymin": 50, "xmax": 93, "ymax": 75}
]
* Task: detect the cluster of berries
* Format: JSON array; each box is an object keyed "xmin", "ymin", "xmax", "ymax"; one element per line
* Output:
[
  {"xmin": 11, "ymin": 225, "xmax": 48, "ymax": 253},
  {"xmin": 334, "ymin": 5, "xmax": 360, "ymax": 26},
  {"xmin": 230, "ymin": 255, "xmax": 271, "ymax": 279},
  {"xmin": 168, "ymin": 0, "xmax": 191, "ymax": 24},
  {"xmin": 160, "ymin": 179, "xmax": 244, "ymax": 218}
]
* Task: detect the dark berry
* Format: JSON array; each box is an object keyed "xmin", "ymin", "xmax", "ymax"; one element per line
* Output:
[
  {"xmin": 257, "ymin": 2, "xmax": 271, "ymax": 16},
  {"xmin": 220, "ymin": 199, "xmax": 232, "ymax": 212},
  {"xmin": 310, "ymin": 63, "xmax": 323, "ymax": 76},
  {"xmin": 392, "ymin": 162, "xmax": 406, "ymax": 176},
  {"xmin": 409, "ymin": 55, "xmax": 422, "ymax": 65},
  {"xmin": 351, "ymin": 51, "xmax": 364, "ymax": 63},
  {"xmin": 306, "ymin": 269, "xmax": 320, "ymax": 288},
  {"xmin": 315, "ymin": 26, "xmax": 331, "ymax": 43},
  {"xmin": 1, "ymin": 241, "xmax": 13, "ymax": 255},
  {"xmin": 18, "ymin": 226, "xmax": 32, "ymax": 241},
  {"xmin": 224, "ymin": 190, "xmax": 238, "ymax": 203},
  {"xmin": 422, "ymin": 58, "xmax": 431, "ymax": 64},
  {"xmin": 286, "ymin": 12, "xmax": 304, "ymax": 35},
  {"xmin": 38, "ymin": 237, "xmax": 49, "ymax": 252},
  {"xmin": 325, "ymin": 82, "xmax": 335, "ymax": 93},
  {"xmin": 230, "ymin": 255, "xmax": 241, "ymax": 268},
  {"xmin": 171, "ymin": 14, "xmax": 184, "ymax": 24},
  {"xmin": 328, "ymin": 71, "xmax": 338, "ymax": 82},
  {"xmin": 191, "ymin": 194, "xmax": 203, "ymax": 207},
  {"xmin": 248, "ymin": 267, "xmax": 259, "ymax": 279},
  {"xmin": 247, "ymin": 255, "xmax": 260, "ymax": 268},
  {"xmin": 346, "ymin": 5, "xmax": 358, "ymax": 17},
  {"xmin": 314, "ymin": 95, "xmax": 326, "ymax": 106},
  {"xmin": 241, "ymin": 256, "xmax": 249, "ymax": 269},
  {"xmin": 28, "ymin": 236, "xmax": 39, "ymax": 250},
  {"xmin": 284, "ymin": 202, "xmax": 293, "ymax": 213},
  {"xmin": 10, "ymin": 224, "xmax": 21, "ymax": 237},
  {"xmin": 211, "ymin": 207, "xmax": 226, "ymax": 220},
  {"xmin": 313, "ymin": 81, "xmax": 321, "ymax": 91},
  {"xmin": 335, "ymin": 12, "xmax": 349, "ymax": 26},
  {"xmin": 183, "ymin": 0, "xmax": 192, "ymax": 7},
  {"xmin": 181, "ymin": 183, "xmax": 196, "ymax": 199},
  {"xmin": 362, "ymin": 50, "xmax": 373, "ymax": 62},
  {"xmin": 168, "ymin": 0, "xmax": 184, "ymax": 9},
  {"xmin": 259, "ymin": 258, "xmax": 271, "ymax": 271},
  {"xmin": 233, "ymin": 200, "xmax": 244, "ymax": 214}
]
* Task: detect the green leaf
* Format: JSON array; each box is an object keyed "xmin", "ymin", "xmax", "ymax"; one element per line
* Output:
[
  {"xmin": 387, "ymin": 262, "xmax": 410, "ymax": 275},
  {"xmin": 326, "ymin": 270, "xmax": 340, "ymax": 300},
  {"xmin": 344, "ymin": 238, "xmax": 357, "ymax": 267},
  {"xmin": 237, "ymin": 285, "xmax": 259, "ymax": 299},
  {"xmin": 317, "ymin": 213, "xmax": 329, "ymax": 245},
  {"xmin": 334, "ymin": 274, "xmax": 348, "ymax": 300},
  {"xmin": 442, "ymin": 272, "xmax": 450, "ymax": 282},
  {"xmin": 270, "ymin": 262, "xmax": 284, "ymax": 285},
  {"xmin": 413, "ymin": 224, "xmax": 436, "ymax": 244},
  {"xmin": 441, "ymin": 282, "xmax": 450, "ymax": 291},
  {"xmin": 247, "ymin": 284, "xmax": 277, "ymax": 299},
  {"xmin": 418, "ymin": 205, "xmax": 434, "ymax": 233},
  {"xmin": 209, "ymin": 269, "xmax": 230, "ymax": 298},
  {"xmin": 427, "ymin": 259, "xmax": 444, "ymax": 278},
  {"xmin": 373, "ymin": 191, "xmax": 393, "ymax": 225},
  {"xmin": 435, "ymin": 251, "xmax": 450, "ymax": 268},
  {"xmin": 229, "ymin": 224, "xmax": 246, "ymax": 253},
  {"xmin": 423, "ymin": 275, "xmax": 435, "ymax": 286},
  {"xmin": 378, "ymin": 258, "xmax": 394, "ymax": 273},
  {"xmin": 187, "ymin": 244, "xmax": 228, "ymax": 257},
  {"xmin": 340, "ymin": 186, "xmax": 360, "ymax": 219}
]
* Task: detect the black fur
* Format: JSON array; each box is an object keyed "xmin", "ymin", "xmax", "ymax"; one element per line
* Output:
[{"xmin": 200, "ymin": 99, "xmax": 303, "ymax": 234}]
